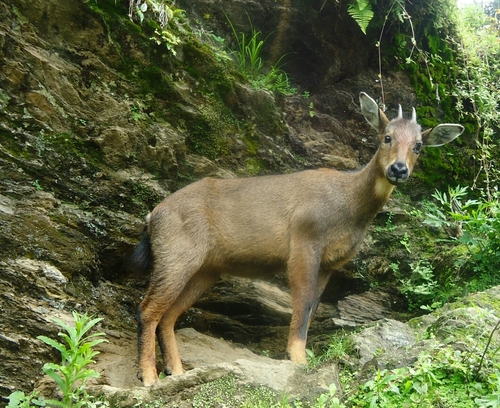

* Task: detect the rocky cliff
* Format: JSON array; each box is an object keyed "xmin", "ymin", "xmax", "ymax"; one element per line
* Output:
[{"xmin": 0, "ymin": 0, "xmax": 435, "ymax": 405}]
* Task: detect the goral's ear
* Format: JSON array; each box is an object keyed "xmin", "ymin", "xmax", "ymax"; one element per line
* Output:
[
  {"xmin": 359, "ymin": 92, "xmax": 389, "ymax": 133},
  {"xmin": 422, "ymin": 124, "xmax": 464, "ymax": 146}
]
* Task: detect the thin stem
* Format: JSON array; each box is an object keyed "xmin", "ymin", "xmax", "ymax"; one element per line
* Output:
[{"xmin": 474, "ymin": 319, "xmax": 500, "ymax": 381}]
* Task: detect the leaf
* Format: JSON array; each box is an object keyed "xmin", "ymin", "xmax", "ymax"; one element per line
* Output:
[
  {"xmin": 37, "ymin": 336, "xmax": 67, "ymax": 356},
  {"xmin": 73, "ymin": 369, "xmax": 101, "ymax": 383},
  {"xmin": 7, "ymin": 391, "xmax": 26, "ymax": 407},
  {"xmin": 80, "ymin": 317, "xmax": 104, "ymax": 339},
  {"xmin": 41, "ymin": 364, "xmax": 66, "ymax": 391},
  {"xmin": 348, "ymin": 0, "xmax": 374, "ymax": 35}
]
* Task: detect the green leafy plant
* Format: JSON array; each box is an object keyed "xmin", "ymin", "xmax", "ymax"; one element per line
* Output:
[
  {"xmin": 307, "ymin": 330, "xmax": 354, "ymax": 372},
  {"xmin": 8, "ymin": 311, "xmax": 108, "ymax": 408},
  {"xmin": 193, "ymin": 27, "xmax": 232, "ymax": 63},
  {"xmin": 424, "ymin": 186, "xmax": 500, "ymax": 293},
  {"xmin": 348, "ymin": 0, "xmax": 374, "ymax": 34},
  {"xmin": 313, "ymin": 384, "xmax": 345, "ymax": 408},
  {"xmin": 38, "ymin": 312, "xmax": 108, "ymax": 406},
  {"xmin": 226, "ymin": 15, "xmax": 296, "ymax": 95},
  {"xmin": 452, "ymin": 3, "xmax": 500, "ymax": 200},
  {"xmin": 375, "ymin": 211, "xmax": 396, "ymax": 233},
  {"xmin": 476, "ymin": 370, "xmax": 500, "ymax": 407},
  {"xmin": 128, "ymin": 0, "xmax": 185, "ymax": 55},
  {"xmin": 7, "ymin": 391, "xmax": 46, "ymax": 408},
  {"xmin": 400, "ymin": 260, "xmax": 439, "ymax": 311},
  {"xmin": 347, "ymin": 342, "xmax": 485, "ymax": 407}
]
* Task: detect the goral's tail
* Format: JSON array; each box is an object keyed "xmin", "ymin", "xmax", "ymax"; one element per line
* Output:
[{"xmin": 130, "ymin": 222, "xmax": 152, "ymax": 274}]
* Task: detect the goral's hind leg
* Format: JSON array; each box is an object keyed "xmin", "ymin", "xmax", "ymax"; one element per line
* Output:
[
  {"xmin": 137, "ymin": 252, "xmax": 208, "ymax": 386},
  {"xmin": 156, "ymin": 269, "xmax": 219, "ymax": 376},
  {"xmin": 137, "ymin": 292, "xmax": 164, "ymax": 386}
]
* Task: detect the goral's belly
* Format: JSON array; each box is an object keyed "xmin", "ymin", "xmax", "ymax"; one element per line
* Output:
[{"xmin": 321, "ymin": 234, "xmax": 362, "ymax": 269}]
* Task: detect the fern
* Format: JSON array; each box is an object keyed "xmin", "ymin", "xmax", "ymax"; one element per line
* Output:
[{"xmin": 348, "ymin": 0, "xmax": 374, "ymax": 35}]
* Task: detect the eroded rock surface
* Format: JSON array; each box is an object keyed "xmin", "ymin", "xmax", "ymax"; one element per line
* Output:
[{"xmin": 0, "ymin": 0, "xmax": 419, "ymax": 404}]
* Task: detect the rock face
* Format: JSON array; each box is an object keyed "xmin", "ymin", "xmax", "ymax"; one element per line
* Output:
[
  {"xmin": 176, "ymin": 0, "xmax": 373, "ymax": 91},
  {"xmin": 0, "ymin": 0, "xmax": 422, "ymax": 404}
]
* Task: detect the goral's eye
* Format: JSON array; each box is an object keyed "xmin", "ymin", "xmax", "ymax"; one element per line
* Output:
[
  {"xmin": 413, "ymin": 141, "xmax": 423, "ymax": 154},
  {"xmin": 384, "ymin": 135, "xmax": 392, "ymax": 144}
]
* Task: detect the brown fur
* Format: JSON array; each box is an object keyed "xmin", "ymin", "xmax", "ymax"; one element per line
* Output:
[{"xmin": 134, "ymin": 93, "xmax": 464, "ymax": 386}]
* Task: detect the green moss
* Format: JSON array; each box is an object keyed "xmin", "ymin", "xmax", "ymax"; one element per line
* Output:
[
  {"xmin": 127, "ymin": 181, "xmax": 162, "ymax": 216},
  {"xmin": 245, "ymin": 157, "xmax": 263, "ymax": 175},
  {"xmin": 0, "ymin": 129, "xmax": 28, "ymax": 158},
  {"xmin": 184, "ymin": 117, "xmax": 226, "ymax": 159},
  {"xmin": 243, "ymin": 134, "xmax": 259, "ymax": 155},
  {"xmin": 191, "ymin": 375, "xmax": 282, "ymax": 408},
  {"xmin": 182, "ymin": 93, "xmax": 239, "ymax": 159},
  {"xmin": 182, "ymin": 39, "xmax": 243, "ymax": 97}
]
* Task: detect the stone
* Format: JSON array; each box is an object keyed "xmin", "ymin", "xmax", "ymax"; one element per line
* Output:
[
  {"xmin": 333, "ymin": 290, "xmax": 394, "ymax": 327},
  {"xmin": 353, "ymin": 318, "xmax": 416, "ymax": 366}
]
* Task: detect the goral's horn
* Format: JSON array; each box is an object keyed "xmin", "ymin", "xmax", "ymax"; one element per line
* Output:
[
  {"xmin": 397, "ymin": 104, "xmax": 403, "ymax": 119},
  {"xmin": 411, "ymin": 107, "xmax": 417, "ymax": 123}
]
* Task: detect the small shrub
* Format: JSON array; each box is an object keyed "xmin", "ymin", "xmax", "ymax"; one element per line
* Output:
[
  {"xmin": 8, "ymin": 311, "xmax": 108, "ymax": 408},
  {"xmin": 424, "ymin": 186, "xmax": 500, "ymax": 292},
  {"xmin": 400, "ymin": 260, "xmax": 439, "ymax": 311}
]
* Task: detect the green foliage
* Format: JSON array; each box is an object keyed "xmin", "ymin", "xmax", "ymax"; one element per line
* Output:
[
  {"xmin": 346, "ymin": 317, "xmax": 500, "ymax": 407},
  {"xmin": 39, "ymin": 312, "xmax": 107, "ymax": 407},
  {"xmin": 226, "ymin": 15, "xmax": 297, "ymax": 95},
  {"xmin": 452, "ymin": 3, "xmax": 500, "ymax": 199},
  {"xmin": 476, "ymin": 370, "xmax": 500, "ymax": 407},
  {"xmin": 400, "ymin": 260, "xmax": 440, "ymax": 311},
  {"xmin": 193, "ymin": 27, "xmax": 232, "ymax": 63},
  {"xmin": 7, "ymin": 391, "xmax": 46, "ymax": 408},
  {"xmin": 182, "ymin": 93, "xmax": 236, "ymax": 159},
  {"xmin": 128, "ymin": 0, "xmax": 185, "ymax": 55},
  {"xmin": 311, "ymin": 384, "xmax": 345, "ymax": 408},
  {"xmin": 371, "ymin": 0, "xmax": 470, "ymax": 186},
  {"xmin": 424, "ymin": 186, "xmax": 500, "ymax": 293},
  {"xmin": 307, "ymin": 330, "xmax": 354, "ymax": 372},
  {"xmin": 191, "ymin": 375, "xmax": 279, "ymax": 408},
  {"xmin": 8, "ymin": 312, "xmax": 108, "ymax": 408},
  {"xmin": 348, "ymin": 0, "xmax": 374, "ymax": 34}
]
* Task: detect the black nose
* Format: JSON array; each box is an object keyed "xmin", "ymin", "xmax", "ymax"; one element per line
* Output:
[{"xmin": 389, "ymin": 162, "xmax": 409, "ymax": 182}]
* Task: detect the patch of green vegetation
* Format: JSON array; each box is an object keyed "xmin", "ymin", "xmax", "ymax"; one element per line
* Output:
[
  {"xmin": 184, "ymin": 117, "xmax": 224, "ymax": 159},
  {"xmin": 0, "ymin": 129, "xmax": 29, "ymax": 158},
  {"xmin": 7, "ymin": 312, "xmax": 108, "ymax": 408},
  {"xmin": 129, "ymin": 181, "xmax": 162, "ymax": 211},
  {"xmin": 192, "ymin": 374, "xmax": 344, "ymax": 408},
  {"xmin": 243, "ymin": 133, "xmax": 259, "ymax": 155},
  {"xmin": 182, "ymin": 93, "xmax": 238, "ymax": 159},
  {"xmin": 245, "ymin": 157, "xmax": 263, "ymax": 175},
  {"xmin": 399, "ymin": 259, "xmax": 441, "ymax": 311},
  {"xmin": 226, "ymin": 14, "xmax": 297, "ymax": 96},
  {"xmin": 191, "ymin": 375, "xmax": 279, "ymax": 408},
  {"xmin": 306, "ymin": 330, "xmax": 355, "ymax": 372},
  {"xmin": 0, "ymin": 127, "xmax": 105, "ymax": 181},
  {"xmin": 182, "ymin": 39, "xmax": 241, "ymax": 90},
  {"xmin": 137, "ymin": 64, "xmax": 177, "ymax": 99},
  {"xmin": 423, "ymin": 186, "xmax": 500, "ymax": 295},
  {"xmin": 86, "ymin": 0, "xmax": 178, "ymax": 96},
  {"xmin": 131, "ymin": 397, "xmax": 166, "ymax": 407},
  {"xmin": 344, "ymin": 304, "xmax": 500, "ymax": 407}
]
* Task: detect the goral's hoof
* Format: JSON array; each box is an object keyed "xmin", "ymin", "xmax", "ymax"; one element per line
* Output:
[{"xmin": 137, "ymin": 371, "xmax": 158, "ymax": 387}]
